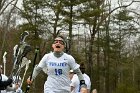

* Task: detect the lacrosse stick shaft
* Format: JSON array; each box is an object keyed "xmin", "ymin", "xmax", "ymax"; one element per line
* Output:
[
  {"xmin": 20, "ymin": 61, "xmax": 30, "ymax": 88},
  {"xmin": 3, "ymin": 51, "xmax": 7, "ymax": 75},
  {"xmin": 66, "ymin": 36, "xmax": 70, "ymax": 54},
  {"xmin": 25, "ymin": 48, "xmax": 39, "ymax": 93},
  {"xmin": 20, "ymin": 58, "xmax": 31, "ymax": 87}
]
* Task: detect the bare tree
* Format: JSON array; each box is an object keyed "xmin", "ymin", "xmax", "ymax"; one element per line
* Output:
[{"xmin": 0, "ymin": 0, "xmax": 19, "ymax": 61}]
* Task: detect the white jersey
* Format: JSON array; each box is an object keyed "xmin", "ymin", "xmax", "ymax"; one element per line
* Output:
[
  {"xmin": 70, "ymin": 74, "xmax": 91, "ymax": 93},
  {"xmin": 6, "ymin": 87, "xmax": 23, "ymax": 93},
  {"xmin": 38, "ymin": 52, "xmax": 80, "ymax": 93}
]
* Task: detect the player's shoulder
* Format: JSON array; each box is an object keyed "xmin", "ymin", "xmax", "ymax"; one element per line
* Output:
[
  {"xmin": 46, "ymin": 51, "xmax": 53, "ymax": 55},
  {"xmin": 83, "ymin": 73, "xmax": 90, "ymax": 78},
  {"xmin": 1, "ymin": 74, "xmax": 8, "ymax": 81},
  {"xmin": 63, "ymin": 53, "xmax": 74, "ymax": 59},
  {"xmin": 43, "ymin": 52, "xmax": 53, "ymax": 57}
]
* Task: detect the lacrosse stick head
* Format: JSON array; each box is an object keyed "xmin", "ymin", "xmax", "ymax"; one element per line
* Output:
[
  {"xmin": 3, "ymin": 51, "xmax": 7, "ymax": 63},
  {"xmin": 25, "ymin": 60, "xmax": 31, "ymax": 70},
  {"xmin": 13, "ymin": 45, "xmax": 18, "ymax": 57},
  {"xmin": 3, "ymin": 51, "xmax": 7, "ymax": 57},
  {"xmin": 16, "ymin": 45, "xmax": 32, "ymax": 65},
  {"xmin": 20, "ymin": 31, "xmax": 29, "ymax": 43},
  {"xmin": 20, "ymin": 57, "xmax": 29, "ymax": 68}
]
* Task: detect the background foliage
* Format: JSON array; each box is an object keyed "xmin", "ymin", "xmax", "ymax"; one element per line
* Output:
[{"xmin": 0, "ymin": 0, "xmax": 140, "ymax": 93}]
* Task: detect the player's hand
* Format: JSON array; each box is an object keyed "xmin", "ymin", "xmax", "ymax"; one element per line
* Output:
[
  {"xmin": 92, "ymin": 89, "xmax": 97, "ymax": 93},
  {"xmin": 26, "ymin": 77, "xmax": 32, "ymax": 84},
  {"xmin": 15, "ymin": 83, "xmax": 20, "ymax": 89},
  {"xmin": 80, "ymin": 87, "xmax": 88, "ymax": 93}
]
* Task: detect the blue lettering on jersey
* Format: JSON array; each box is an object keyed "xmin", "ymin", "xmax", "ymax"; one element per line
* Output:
[
  {"xmin": 48, "ymin": 62, "xmax": 67, "ymax": 76},
  {"xmin": 48, "ymin": 62, "xmax": 67, "ymax": 67}
]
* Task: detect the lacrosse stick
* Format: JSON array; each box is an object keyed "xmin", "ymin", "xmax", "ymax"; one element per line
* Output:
[
  {"xmin": 25, "ymin": 48, "xmax": 39, "ymax": 93},
  {"xmin": 14, "ymin": 57, "xmax": 29, "ymax": 78},
  {"xmin": 20, "ymin": 59, "xmax": 31, "ymax": 87},
  {"xmin": 66, "ymin": 36, "xmax": 70, "ymax": 54},
  {"xmin": 10, "ymin": 31, "xmax": 31, "ymax": 77},
  {"xmin": 3, "ymin": 51, "xmax": 7, "ymax": 75}
]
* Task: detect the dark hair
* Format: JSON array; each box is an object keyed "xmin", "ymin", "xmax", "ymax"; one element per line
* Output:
[
  {"xmin": 55, "ymin": 35, "xmax": 65, "ymax": 40},
  {"xmin": 80, "ymin": 62, "xmax": 85, "ymax": 69}
]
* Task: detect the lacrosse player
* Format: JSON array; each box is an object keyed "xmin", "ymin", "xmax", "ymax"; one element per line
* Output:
[{"xmin": 27, "ymin": 36, "xmax": 87, "ymax": 93}]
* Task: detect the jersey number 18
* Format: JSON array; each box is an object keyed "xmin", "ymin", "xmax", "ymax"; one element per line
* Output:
[{"xmin": 55, "ymin": 69, "xmax": 62, "ymax": 75}]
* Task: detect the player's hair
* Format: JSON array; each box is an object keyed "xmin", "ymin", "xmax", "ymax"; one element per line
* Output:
[
  {"xmin": 55, "ymin": 35, "xmax": 65, "ymax": 40},
  {"xmin": 54, "ymin": 35, "xmax": 66, "ymax": 45},
  {"xmin": 80, "ymin": 62, "xmax": 85, "ymax": 69}
]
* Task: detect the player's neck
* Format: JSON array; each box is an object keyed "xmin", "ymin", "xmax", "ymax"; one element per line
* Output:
[{"xmin": 53, "ymin": 51, "xmax": 64, "ymax": 58}]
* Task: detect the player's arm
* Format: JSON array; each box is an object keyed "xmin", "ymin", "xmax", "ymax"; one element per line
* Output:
[
  {"xmin": 27, "ymin": 54, "xmax": 47, "ymax": 84},
  {"xmin": 0, "ymin": 78, "xmax": 13, "ymax": 88},
  {"xmin": 73, "ymin": 68, "xmax": 87, "ymax": 92},
  {"xmin": 27, "ymin": 66, "xmax": 42, "ymax": 84}
]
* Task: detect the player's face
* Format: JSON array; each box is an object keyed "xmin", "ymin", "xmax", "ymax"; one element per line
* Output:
[{"xmin": 52, "ymin": 38, "xmax": 65, "ymax": 52}]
